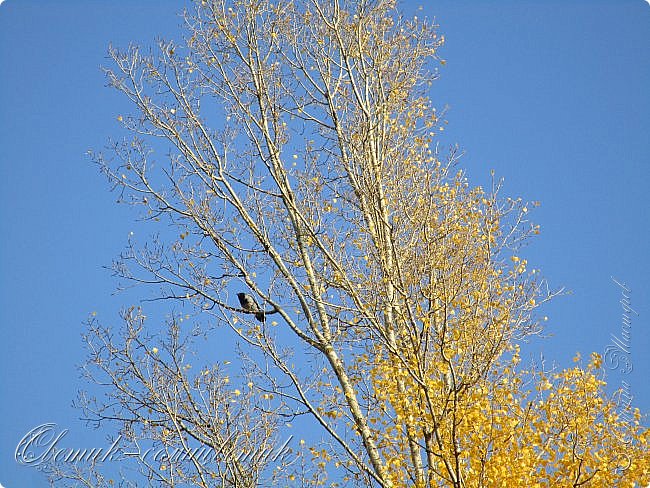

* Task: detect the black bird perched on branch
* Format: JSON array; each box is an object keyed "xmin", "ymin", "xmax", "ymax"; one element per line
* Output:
[{"xmin": 237, "ymin": 292, "xmax": 265, "ymax": 322}]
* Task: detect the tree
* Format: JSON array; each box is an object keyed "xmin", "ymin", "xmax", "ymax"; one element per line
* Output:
[{"xmin": 50, "ymin": 0, "xmax": 649, "ymax": 486}]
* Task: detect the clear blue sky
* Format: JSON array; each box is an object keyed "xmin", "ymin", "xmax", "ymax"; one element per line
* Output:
[{"xmin": 1, "ymin": 1, "xmax": 648, "ymax": 486}]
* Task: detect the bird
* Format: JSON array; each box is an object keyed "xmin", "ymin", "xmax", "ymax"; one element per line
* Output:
[{"xmin": 237, "ymin": 292, "xmax": 265, "ymax": 322}]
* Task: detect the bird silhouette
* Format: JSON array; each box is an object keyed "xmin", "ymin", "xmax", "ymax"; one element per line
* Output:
[{"xmin": 237, "ymin": 292, "xmax": 265, "ymax": 322}]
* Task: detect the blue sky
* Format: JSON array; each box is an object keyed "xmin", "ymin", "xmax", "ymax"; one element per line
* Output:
[{"xmin": 1, "ymin": 1, "xmax": 648, "ymax": 486}]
